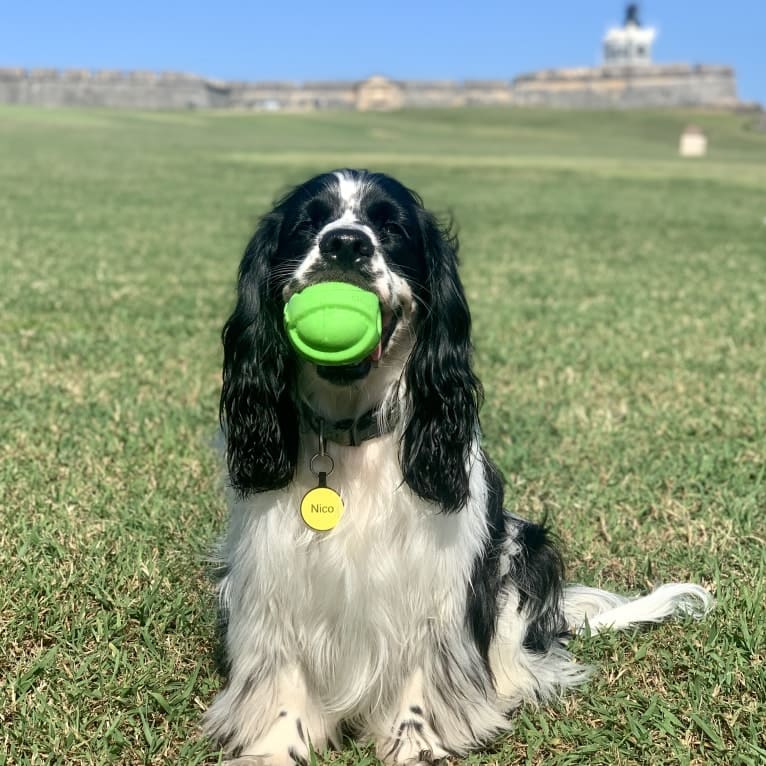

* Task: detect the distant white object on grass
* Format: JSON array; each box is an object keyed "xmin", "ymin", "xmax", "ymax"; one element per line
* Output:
[{"xmin": 679, "ymin": 124, "xmax": 708, "ymax": 157}]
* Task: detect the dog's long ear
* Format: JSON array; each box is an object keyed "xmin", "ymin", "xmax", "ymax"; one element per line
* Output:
[
  {"xmin": 220, "ymin": 212, "xmax": 298, "ymax": 495},
  {"xmin": 399, "ymin": 209, "xmax": 482, "ymax": 512}
]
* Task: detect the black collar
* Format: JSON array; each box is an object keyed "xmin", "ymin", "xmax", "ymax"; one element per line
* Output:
[{"xmin": 301, "ymin": 404, "xmax": 392, "ymax": 447}]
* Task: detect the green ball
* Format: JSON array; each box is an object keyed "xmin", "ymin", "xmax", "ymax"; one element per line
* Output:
[{"xmin": 283, "ymin": 282, "xmax": 382, "ymax": 365}]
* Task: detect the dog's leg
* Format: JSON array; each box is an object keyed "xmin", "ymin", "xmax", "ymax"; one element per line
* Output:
[
  {"xmin": 373, "ymin": 670, "xmax": 452, "ymax": 766},
  {"xmin": 205, "ymin": 665, "xmax": 337, "ymax": 766}
]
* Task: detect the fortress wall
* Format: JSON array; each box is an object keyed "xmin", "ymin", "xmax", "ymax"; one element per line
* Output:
[
  {"xmin": 510, "ymin": 64, "xmax": 738, "ymax": 108},
  {"xmin": 299, "ymin": 82, "xmax": 356, "ymax": 110},
  {"xmin": 230, "ymin": 82, "xmax": 301, "ymax": 110},
  {"xmin": 463, "ymin": 81, "xmax": 514, "ymax": 106},
  {"xmin": 0, "ymin": 65, "xmax": 742, "ymax": 111},
  {"xmin": 396, "ymin": 80, "xmax": 517, "ymax": 108},
  {"xmin": 0, "ymin": 68, "xmax": 24, "ymax": 103},
  {"xmin": 400, "ymin": 81, "xmax": 466, "ymax": 108},
  {"xmin": 0, "ymin": 68, "xmax": 214, "ymax": 108}
]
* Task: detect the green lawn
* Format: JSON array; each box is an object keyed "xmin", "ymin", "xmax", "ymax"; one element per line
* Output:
[{"xmin": 1, "ymin": 105, "xmax": 764, "ymax": 766}]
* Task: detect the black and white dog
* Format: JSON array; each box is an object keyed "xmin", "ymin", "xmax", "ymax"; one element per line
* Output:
[{"xmin": 204, "ymin": 169, "xmax": 712, "ymax": 764}]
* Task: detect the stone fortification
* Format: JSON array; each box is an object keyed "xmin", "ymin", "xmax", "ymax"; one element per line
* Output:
[
  {"xmin": 0, "ymin": 64, "xmax": 740, "ymax": 111},
  {"xmin": 510, "ymin": 64, "xmax": 738, "ymax": 109},
  {"xmin": 0, "ymin": 67, "xmax": 218, "ymax": 109}
]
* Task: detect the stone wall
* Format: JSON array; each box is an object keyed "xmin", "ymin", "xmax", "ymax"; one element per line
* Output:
[
  {"xmin": 509, "ymin": 64, "xmax": 738, "ymax": 109},
  {"xmin": 0, "ymin": 68, "xmax": 215, "ymax": 108},
  {"xmin": 0, "ymin": 64, "xmax": 741, "ymax": 111}
]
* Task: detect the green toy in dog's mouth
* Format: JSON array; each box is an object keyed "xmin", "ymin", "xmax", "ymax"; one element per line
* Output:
[{"xmin": 283, "ymin": 282, "xmax": 383, "ymax": 367}]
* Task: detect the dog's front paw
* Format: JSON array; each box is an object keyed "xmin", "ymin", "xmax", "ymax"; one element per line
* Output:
[
  {"xmin": 376, "ymin": 709, "xmax": 451, "ymax": 765},
  {"xmin": 227, "ymin": 713, "xmax": 319, "ymax": 766}
]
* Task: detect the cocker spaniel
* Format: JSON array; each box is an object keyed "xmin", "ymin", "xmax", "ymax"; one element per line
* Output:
[{"xmin": 204, "ymin": 169, "xmax": 712, "ymax": 764}]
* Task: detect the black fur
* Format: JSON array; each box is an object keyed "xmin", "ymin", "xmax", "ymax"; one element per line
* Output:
[
  {"xmin": 512, "ymin": 521, "xmax": 567, "ymax": 652},
  {"xmin": 400, "ymin": 208, "xmax": 482, "ymax": 512},
  {"xmin": 466, "ymin": 454, "xmax": 566, "ymax": 665},
  {"xmin": 464, "ymin": 454, "xmax": 507, "ymax": 670},
  {"xmin": 220, "ymin": 211, "xmax": 299, "ymax": 495}
]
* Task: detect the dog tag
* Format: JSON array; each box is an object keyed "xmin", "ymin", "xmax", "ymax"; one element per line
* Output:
[{"xmin": 300, "ymin": 472, "xmax": 345, "ymax": 531}]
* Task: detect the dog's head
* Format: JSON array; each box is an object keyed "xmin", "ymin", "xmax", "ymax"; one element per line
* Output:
[{"xmin": 221, "ymin": 169, "xmax": 481, "ymax": 510}]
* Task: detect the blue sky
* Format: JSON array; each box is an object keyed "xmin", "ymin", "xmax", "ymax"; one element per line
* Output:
[{"xmin": 2, "ymin": 1, "xmax": 764, "ymax": 105}]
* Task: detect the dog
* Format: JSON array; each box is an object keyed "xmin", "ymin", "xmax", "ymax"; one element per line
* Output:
[{"xmin": 204, "ymin": 169, "xmax": 712, "ymax": 765}]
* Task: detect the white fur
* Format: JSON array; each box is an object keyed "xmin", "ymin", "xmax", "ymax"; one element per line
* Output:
[
  {"xmin": 334, "ymin": 169, "xmax": 362, "ymax": 210},
  {"xmin": 207, "ymin": 434, "xmax": 503, "ymax": 759},
  {"xmin": 564, "ymin": 583, "xmax": 714, "ymax": 635},
  {"xmin": 375, "ymin": 670, "xmax": 451, "ymax": 763}
]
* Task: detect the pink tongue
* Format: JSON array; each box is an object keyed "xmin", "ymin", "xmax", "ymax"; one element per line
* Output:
[{"xmin": 369, "ymin": 340, "xmax": 383, "ymax": 362}]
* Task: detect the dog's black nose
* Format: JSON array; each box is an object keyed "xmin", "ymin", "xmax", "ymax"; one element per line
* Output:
[{"xmin": 318, "ymin": 227, "xmax": 374, "ymax": 266}]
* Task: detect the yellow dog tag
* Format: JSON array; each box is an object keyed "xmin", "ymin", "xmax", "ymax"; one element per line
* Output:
[{"xmin": 300, "ymin": 481, "xmax": 344, "ymax": 531}]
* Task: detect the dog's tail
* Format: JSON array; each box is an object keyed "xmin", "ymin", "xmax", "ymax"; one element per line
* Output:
[{"xmin": 563, "ymin": 582, "xmax": 714, "ymax": 635}]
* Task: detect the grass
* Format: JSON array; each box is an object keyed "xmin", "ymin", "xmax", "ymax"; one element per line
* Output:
[{"xmin": 1, "ymin": 104, "xmax": 765, "ymax": 765}]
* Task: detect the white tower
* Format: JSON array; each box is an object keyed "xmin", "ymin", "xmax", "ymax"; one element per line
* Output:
[{"xmin": 603, "ymin": 4, "xmax": 656, "ymax": 67}]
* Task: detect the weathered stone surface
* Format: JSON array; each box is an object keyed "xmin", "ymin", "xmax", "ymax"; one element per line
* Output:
[
  {"xmin": 0, "ymin": 66, "xmax": 742, "ymax": 111},
  {"xmin": 508, "ymin": 64, "xmax": 738, "ymax": 109}
]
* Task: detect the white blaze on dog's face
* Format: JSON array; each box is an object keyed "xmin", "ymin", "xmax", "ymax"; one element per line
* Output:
[{"xmin": 275, "ymin": 170, "xmax": 426, "ymax": 406}]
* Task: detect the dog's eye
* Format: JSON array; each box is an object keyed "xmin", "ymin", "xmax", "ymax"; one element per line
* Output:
[
  {"xmin": 368, "ymin": 201, "xmax": 404, "ymax": 237},
  {"xmin": 382, "ymin": 221, "xmax": 406, "ymax": 238},
  {"xmin": 306, "ymin": 199, "xmax": 331, "ymax": 228}
]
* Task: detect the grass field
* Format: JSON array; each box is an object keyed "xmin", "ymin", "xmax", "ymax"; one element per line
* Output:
[{"xmin": 1, "ymin": 104, "xmax": 765, "ymax": 766}]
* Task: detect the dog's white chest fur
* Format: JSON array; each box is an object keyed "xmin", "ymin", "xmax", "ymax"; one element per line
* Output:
[{"xmin": 220, "ymin": 435, "xmax": 488, "ymax": 716}]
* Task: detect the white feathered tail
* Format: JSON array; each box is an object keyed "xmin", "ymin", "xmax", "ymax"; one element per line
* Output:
[{"xmin": 564, "ymin": 582, "xmax": 714, "ymax": 635}]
